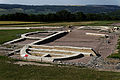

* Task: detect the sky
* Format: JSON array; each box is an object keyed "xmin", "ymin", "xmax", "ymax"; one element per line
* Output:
[{"xmin": 0, "ymin": 0, "xmax": 120, "ymax": 6}]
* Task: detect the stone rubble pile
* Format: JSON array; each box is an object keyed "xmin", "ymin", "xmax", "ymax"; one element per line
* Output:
[{"xmin": 55, "ymin": 56, "xmax": 117, "ymax": 70}]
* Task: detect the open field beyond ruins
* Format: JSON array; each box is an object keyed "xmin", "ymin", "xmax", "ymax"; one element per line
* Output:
[{"xmin": 0, "ymin": 21, "xmax": 120, "ymax": 27}]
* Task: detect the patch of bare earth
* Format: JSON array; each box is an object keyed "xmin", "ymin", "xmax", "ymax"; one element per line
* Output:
[{"xmin": 14, "ymin": 61, "xmax": 53, "ymax": 66}]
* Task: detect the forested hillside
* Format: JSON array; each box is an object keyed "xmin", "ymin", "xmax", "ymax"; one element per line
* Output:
[
  {"xmin": 0, "ymin": 4, "xmax": 120, "ymax": 15},
  {"xmin": 0, "ymin": 10, "xmax": 120, "ymax": 22}
]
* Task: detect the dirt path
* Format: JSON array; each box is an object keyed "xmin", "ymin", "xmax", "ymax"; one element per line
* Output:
[
  {"xmin": 0, "ymin": 27, "xmax": 62, "ymax": 30},
  {"xmin": 14, "ymin": 61, "xmax": 53, "ymax": 66}
]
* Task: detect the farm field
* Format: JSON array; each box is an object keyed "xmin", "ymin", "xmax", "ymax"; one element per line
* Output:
[
  {"xmin": 0, "ymin": 21, "xmax": 120, "ymax": 27},
  {"xmin": 0, "ymin": 56, "xmax": 120, "ymax": 80}
]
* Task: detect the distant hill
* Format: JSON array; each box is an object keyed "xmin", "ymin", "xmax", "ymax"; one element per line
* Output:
[{"xmin": 0, "ymin": 4, "xmax": 120, "ymax": 15}]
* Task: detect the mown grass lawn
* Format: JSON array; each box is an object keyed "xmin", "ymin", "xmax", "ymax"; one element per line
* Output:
[
  {"xmin": 0, "ymin": 29, "xmax": 43, "ymax": 44},
  {"xmin": 0, "ymin": 56, "xmax": 120, "ymax": 80},
  {"xmin": 0, "ymin": 21, "xmax": 120, "ymax": 27}
]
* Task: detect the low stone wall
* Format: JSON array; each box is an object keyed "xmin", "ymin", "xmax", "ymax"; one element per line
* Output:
[
  {"xmin": 20, "ymin": 31, "xmax": 69, "ymax": 62},
  {"xmin": 53, "ymin": 54, "xmax": 84, "ymax": 61},
  {"xmin": 0, "ymin": 26, "xmax": 63, "ymax": 30},
  {"xmin": 29, "ymin": 45, "xmax": 96, "ymax": 56},
  {"xmin": 21, "ymin": 31, "xmax": 58, "ymax": 39},
  {"xmin": 8, "ymin": 49, "xmax": 21, "ymax": 56},
  {"xmin": 78, "ymin": 26, "xmax": 110, "ymax": 30},
  {"xmin": 30, "ymin": 31, "xmax": 68, "ymax": 45},
  {"xmin": 20, "ymin": 45, "xmax": 54, "ymax": 62},
  {"xmin": 20, "ymin": 44, "xmax": 97, "ymax": 62},
  {"xmin": 18, "ymin": 30, "xmax": 98, "ymax": 62},
  {"xmin": 4, "ymin": 31, "xmax": 60, "ymax": 45},
  {"xmin": 29, "ymin": 48, "xmax": 92, "ymax": 55},
  {"xmin": 4, "ymin": 38, "xmax": 25, "ymax": 45},
  {"xmin": 86, "ymin": 33, "xmax": 108, "ymax": 37}
]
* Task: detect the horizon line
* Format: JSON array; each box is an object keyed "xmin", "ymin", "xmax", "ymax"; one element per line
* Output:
[{"xmin": 0, "ymin": 3, "xmax": 119, "ymax": 6}]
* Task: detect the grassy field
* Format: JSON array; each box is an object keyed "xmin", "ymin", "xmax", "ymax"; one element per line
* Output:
[
  {"xmin": 0, "ymin": 56, "xmax": 120, "ymax": 80},
  {"xmin": 0, "ymin": 29, "xmax": 43, "ymax": 44},
  {"xmin": 0, "ymin": 21, "xmax": 120, "ymax": 27}
]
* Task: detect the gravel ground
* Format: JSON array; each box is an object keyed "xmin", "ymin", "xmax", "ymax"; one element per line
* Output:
[
  {"xmin": 111, "ymin": 23, "xmax": 120, "ymax": 26},
  {"xmin": 28, "ymin": 33, "xmax": 53, "ymax": 38},
  {"xmin": 44, "ymin": 29, "xmax": 119, "ymax": 63},
  {"xmin": 45, "ymin": 29, "xmax": 117, "ymax": 58},
  {"xmin": 13, "ymin": 39, "xmax": 38, "ymax": 45}
]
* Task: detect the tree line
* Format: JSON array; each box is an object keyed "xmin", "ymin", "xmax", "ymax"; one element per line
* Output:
[{"xmin": 0, "ymin": 10, "xmax": 119, "ymax": 22}]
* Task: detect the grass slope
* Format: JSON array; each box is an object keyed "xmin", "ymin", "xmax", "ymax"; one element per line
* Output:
[{"xmin": 0, "ymin": 56, "xmax": 120, "ymax": 80}]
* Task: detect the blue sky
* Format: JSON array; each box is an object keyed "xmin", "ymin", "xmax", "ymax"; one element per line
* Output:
[{"xmin": 0, "ymin": 0, "xmax": 119, "ymax": 5}]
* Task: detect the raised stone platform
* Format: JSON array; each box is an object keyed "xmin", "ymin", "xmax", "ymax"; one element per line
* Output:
[{"xmin": 20, "ymin": 45, "xmax": 96, "ymax": 62}]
